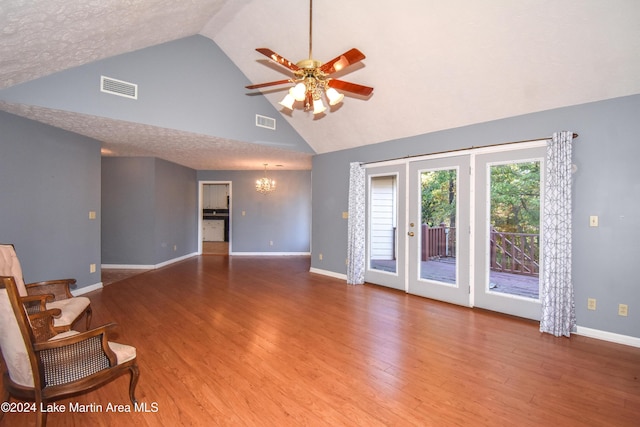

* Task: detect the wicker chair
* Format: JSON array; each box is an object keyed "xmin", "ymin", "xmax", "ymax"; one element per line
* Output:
[
  {"xmin": 0, "ymin": 244, "xmax": 92, "ymax": 332},
  {"xmin": 0, "ymin": 275, "xmax": 139, "ymax": 427}
]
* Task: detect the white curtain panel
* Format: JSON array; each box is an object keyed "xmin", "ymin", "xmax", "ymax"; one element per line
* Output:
[
  {"xmin": 347, "ymin": 162, "xmax": 366, "ymax": 285},
  {"xmin": 540, "ymin": 131, "xmax": 576, "ymax": 337}
]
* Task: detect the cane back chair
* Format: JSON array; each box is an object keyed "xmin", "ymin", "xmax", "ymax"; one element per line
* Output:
[
  {"xmin": 0, "ymin": 244, "xmax": 92, "ymax": 332},
  {"xmin": 0, "ymin": 275, "xmax": 139, "ymax": 427}
]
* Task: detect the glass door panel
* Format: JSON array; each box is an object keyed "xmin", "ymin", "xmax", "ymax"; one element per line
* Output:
[
  {"xmin": 419, "ymin": 169, "xmax": 458, "ymax": 285},
  {"xmin": 408, "ymin": 156, "xmax": 470, "ymax": 306},
  {"xmin": 365, "ymin": 164, "xmax": 406, "ymax": 290},
  {"xmin": 474, "ymin": 147, "xmax": 545, "ymax": 320}
]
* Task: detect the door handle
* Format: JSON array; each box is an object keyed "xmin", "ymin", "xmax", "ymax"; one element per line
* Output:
[{"xmin": 407, "ymin": 232, "xmax": 415, "ymax": 237}]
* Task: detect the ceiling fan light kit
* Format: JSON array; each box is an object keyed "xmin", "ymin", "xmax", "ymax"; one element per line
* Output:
[{"xmin": 246, "ymin": 0, "xmax": 373, "ymax": 116}]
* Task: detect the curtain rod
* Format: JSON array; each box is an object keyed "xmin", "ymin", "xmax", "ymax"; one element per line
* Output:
[{"xmin": 361, "ymin": 133, "xmax": 578, "ymax": 166}]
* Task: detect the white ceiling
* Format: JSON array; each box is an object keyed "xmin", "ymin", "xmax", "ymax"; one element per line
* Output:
[{"xmin": 1, "ymin": 0, "xmax": 640, "ymax": 170}]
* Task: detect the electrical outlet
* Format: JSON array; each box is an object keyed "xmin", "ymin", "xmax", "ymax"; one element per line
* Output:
[
  {"xmin": 589, "ymin": 215, "xmax": 599, "ymax": 227},
  {"xmin": 269, "ymin": 241, "xmax": 274, "ymax": 246},
  {"xmin": 89, "ymin": 211, "xmax": 96, "ymax": 220},
  {"xmin": 342, "ymin": 211, "xmax": 349, "ymax": 219},
  {"xmin": 90, "ymin": 263, "xmax": 96, "ymax": 273},
  {"xmin": 319, "ymin": 253, "xmax": 323, "ymax": 261},
  {"xmin": 618, "ymin": 304, "xmax": 628, "ymax": 317},
  {"xmin": 587, "ymin": 298, "xmax": 596, "ymax": 310},
  {"xmin": 173, "ymin": 245, "xmax": 177, "ymax": 251}
]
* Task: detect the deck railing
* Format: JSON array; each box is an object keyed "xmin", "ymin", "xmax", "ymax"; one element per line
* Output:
[
  {"xmin": 421, "ymin": 224, "xmax": 539, "ymax": 277},
  {"xmin": 489, "ymin": 228, "xmax": 539, "ymax": 276},
  {"xmin": 421, "ymin": 224, "xmax": 456, "ymax": 260}
]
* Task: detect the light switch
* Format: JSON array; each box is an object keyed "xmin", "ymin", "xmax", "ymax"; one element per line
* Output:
[
  {"xmin": 589, "ymin": 216, "xmax": 598, "ymax": 227},
  {"xmin": 89, "ymin": 211, "xmax": 96, "ymax": 220}
]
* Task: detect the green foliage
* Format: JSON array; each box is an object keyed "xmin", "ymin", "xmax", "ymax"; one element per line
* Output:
[
  {"xmin": 490, "ymin": 162, "xmax": 540, "ymax": 234},
  {"xmin": 421, "ymin": 169, "xmax": 456, "ymax": 227},
  {"xmin": 419, "ymin": 161, "xmax": 541, "ymax": 234}
]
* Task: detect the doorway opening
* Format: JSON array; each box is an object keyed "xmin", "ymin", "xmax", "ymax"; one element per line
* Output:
[{"xmin": 199, "ymin": 182, "xmax": 231, "ymax": 255}]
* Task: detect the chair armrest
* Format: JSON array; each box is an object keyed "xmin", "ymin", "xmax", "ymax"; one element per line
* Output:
[
  {"xmin": 20, "ymin": 294, "xmax": 54, "ymax": 315},
  {"xmin": 32, "ymin": 323, "xmax": 121, "ymax": 387},
  {"xmin": 26, "ymin": 278, "xmax": 76, "ymax": 300},
  {"xmin": 34, "ymin": 323, "xmax": 119, "ymax": 365},
  {"xmin": 28, "ymin": 308, "xmax": 62, "ymax": 342}
]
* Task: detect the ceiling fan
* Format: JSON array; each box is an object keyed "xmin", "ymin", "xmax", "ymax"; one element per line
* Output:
[{"xmin": 245, "ymin": 0, "xmax": 373, "ymax": 115}]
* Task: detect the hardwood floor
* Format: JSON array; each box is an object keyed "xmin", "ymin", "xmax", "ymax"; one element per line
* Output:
[
  {"xmin": 202, "ymin": 241, "xmax": 229, "ymax": 255},
  {"xmin": 2, "ymin": 256, "xmax": 639, "ymax": 426}
]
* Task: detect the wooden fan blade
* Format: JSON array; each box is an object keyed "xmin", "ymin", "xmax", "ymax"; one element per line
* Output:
[
  {"xmin": 246, "ymin": 79, "xmax": 292, "ymax": 90},
  {"xmin": 256, "ymin": 48, "xmax": 300, "ymax": 71},
  {"xmin": 328, "ymin": 79, "xmax": 373, "ymax": 97},
  {"xmin": 319, "ymin": 48, "xmax": 366, "ymax": 74}
]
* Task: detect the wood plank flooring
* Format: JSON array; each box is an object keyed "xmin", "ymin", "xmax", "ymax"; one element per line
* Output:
[{"xmin": 2, "ymin": 255, "xmax": 639, "ymax": 426}]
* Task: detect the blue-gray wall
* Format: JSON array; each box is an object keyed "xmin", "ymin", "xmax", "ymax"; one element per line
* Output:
[
  {"xmin": 197, "ymin": 170, "xmax": 311, "ymax": 253},
  {"xmin": 0, "ymin": 35, "xmax": 313, "ymax": 155},
  {"xmin": 101, "ymin": 157, "xmax": 197, "ymax": 265},
  {"xmin": 312, "ymin": 94, "xmax": 640, "ymax": 339},
  {"xmin": 0, "ymin": 111, "xmax": 101, "ymax": 290}
]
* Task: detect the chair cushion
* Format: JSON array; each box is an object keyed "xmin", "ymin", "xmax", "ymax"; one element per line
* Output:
[
  {"xmin": 108, "ymin": 341, "xmax": 137, "ymax": 364},
  {"xmin": 50, "ymin": 331, "xmax": 136, "ymax": 364},
  {"xmin": 0, "ymin": 244, "xmax": 28, "ymax": 296},
  {"xmin": 47, "ymin": 296, "xmax": 91, "ymax": 328},
  {"xmin": 0, "ymin": 288, "xmax": 34, "ymax": 387}
]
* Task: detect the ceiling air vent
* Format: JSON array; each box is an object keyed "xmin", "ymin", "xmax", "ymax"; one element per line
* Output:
[
  {"xmin": 100, "ymin": 76, "xmax": 138, "ymax": 100},
  {"xmin": 256, "ymin": 114, "xmax": 276, "ymax": 130}
]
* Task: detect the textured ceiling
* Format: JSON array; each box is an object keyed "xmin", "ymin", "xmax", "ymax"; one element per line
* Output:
[{"xmin": 1, "ymin": 0, "xmax": 640, "ymax": 170}]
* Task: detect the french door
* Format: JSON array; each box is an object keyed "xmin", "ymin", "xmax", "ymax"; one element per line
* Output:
[
  {"xmin": 407, "ymin": 156, "xmax": 470, "ymax": 306},
  {"xmin": 364, "ymin": 143, "xmax": 546, "ymax": 320},
  {"xmin": 364, "ymin": 164, "xmax": 406, "ymax": 290},
  {"xmin": 473, "ymin": 147, "xmax": 545, "ymax": 320}
]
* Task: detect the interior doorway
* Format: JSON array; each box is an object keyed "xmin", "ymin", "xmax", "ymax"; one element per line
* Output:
[{"xmin": 199, "ymin": 181, "xmax": 231, "ymax": 255}]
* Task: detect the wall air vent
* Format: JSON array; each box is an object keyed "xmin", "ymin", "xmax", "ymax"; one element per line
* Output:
[
  {"xmin": 256, "ymin": 114, "xmax": 276, "ymax": 130},
  {"xmin": 100, "ymin": 76, "xmax": 138, "ymax": 99}
]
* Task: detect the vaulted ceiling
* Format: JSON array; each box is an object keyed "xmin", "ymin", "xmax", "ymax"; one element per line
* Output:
[{"xmin": 1, "ymin": 0, "xmax": 639, "ymax": 170}]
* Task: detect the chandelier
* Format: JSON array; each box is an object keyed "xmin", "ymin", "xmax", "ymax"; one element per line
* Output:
[{"xmin": 255, "ymin": 164, "xmax": 276, "ymax": 194}]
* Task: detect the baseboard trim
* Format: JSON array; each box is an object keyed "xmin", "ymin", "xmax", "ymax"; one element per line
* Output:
[
  {"xmin": 102, "ymin": 252, "xmax": 198, "ymax": 270},
  {"xmin": 307, "ymin": 269, "xmax": 640, "ymax": 348},
  {"xmin": 102, "ymin": 264, "xmax": 154, "ymax": 269},
  {"xmin": 231, "ymin": 252, "xmax": 311, "ymax": 256},
  {"xmin": 575, "ymin": 326, "xmax": 640, "ymax": 348},
  {"xmin": 309, "ymin": 267, "xmax": 347, "ymax": 281},
  {"xmin": 71, "ymin": 282, "xmax": 103, "ymax": 296}
]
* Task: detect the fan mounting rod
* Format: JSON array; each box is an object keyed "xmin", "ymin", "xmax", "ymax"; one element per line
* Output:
[{"xmin": 308, "ymin": 0, "xmax": 313, "ymax": 60}]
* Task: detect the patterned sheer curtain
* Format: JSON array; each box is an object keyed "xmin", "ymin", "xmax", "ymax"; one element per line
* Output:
[
  {"xmin": 347, "ymin": 162, "xmax": 366, "ymax": 285},
  {"xmin": 540, "ymin": 131, "xmax": 576, "ymax": 337}
]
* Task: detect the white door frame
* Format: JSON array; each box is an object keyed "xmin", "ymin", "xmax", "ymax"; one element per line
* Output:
[
  {"xmin": 363, "ymin": 139, "xmax": 548, "ymax": 317},
  {"xmin": 364, "ymin": 163, "xmax": 407, "ymax": 291},
  {"xmin": 198, "ymin": 181, "xmax": 232, "ymax": 254}
]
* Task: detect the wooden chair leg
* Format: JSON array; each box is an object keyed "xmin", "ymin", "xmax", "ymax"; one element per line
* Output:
[
  {"xmin": 129, "ymin": 364, "xmax": 140, "ymax": 404},
  {"xmin": 0, "ymin": 392, "xmax": 7, "ymax": 423},
  {"xmin": 36, "ymin": 399, "xmax": 47, "ymax": 427},
  {"xmin": 85, "ymin": 306, "xmax": 93, "ymax": 330}
]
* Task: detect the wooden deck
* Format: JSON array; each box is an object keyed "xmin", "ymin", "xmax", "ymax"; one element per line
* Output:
[{"xmin": 371, "ymin": 258, "xmax": 539, "ymax": 298}]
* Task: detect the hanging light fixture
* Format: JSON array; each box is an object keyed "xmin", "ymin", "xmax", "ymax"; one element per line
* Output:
[
  {"xmin": 246, "ymin": 0, "xmax": 374, "ymax": 116},
  {"xmin": 278, "ymin": 1, "xmax": 342, "ymax": 115},
  {"xmin": 256, "ymin": 164, "xmax": 276, "ymax": 194}
]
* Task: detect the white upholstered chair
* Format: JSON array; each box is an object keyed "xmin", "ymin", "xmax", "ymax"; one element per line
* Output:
[
  {"xmin": 0, "ymin": 275, "xmax": 139, "ymax": 427},
  {"xmin": 0, "ymin": 244, "xmax": 91, "ymax": 332}
]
